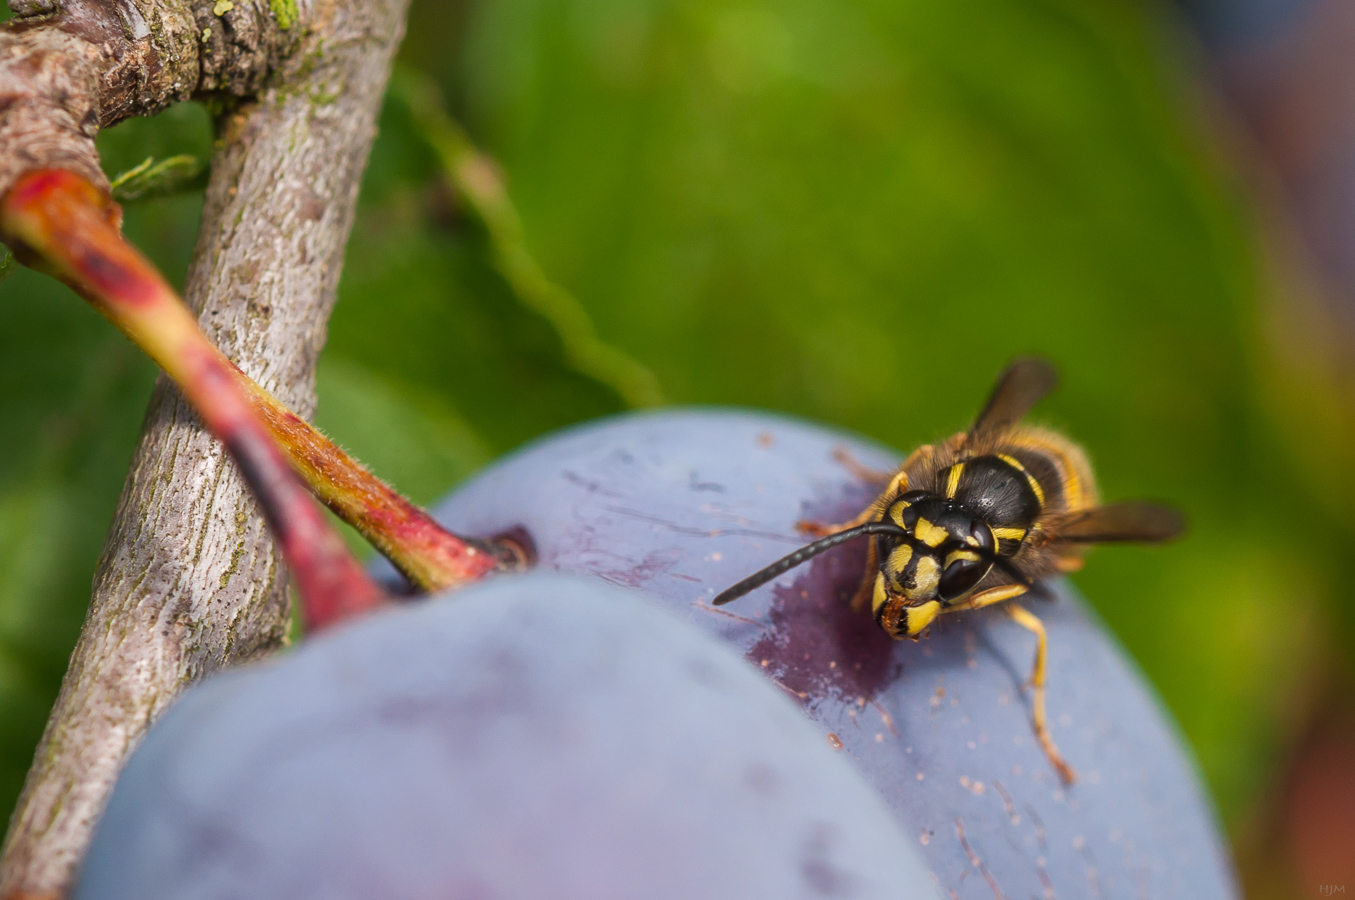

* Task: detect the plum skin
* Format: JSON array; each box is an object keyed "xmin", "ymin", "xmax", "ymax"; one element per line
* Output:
[
  {"xmin": 388, "ymin": 408, "xmax": 1240, "ymax": 900},
  {"xmin": 75, "ymin": 574, "xmax": 938, "ymax": 900},
  {"xmin": 79, "ymin": 408, "xmax": 1238, "ymax": 900}
]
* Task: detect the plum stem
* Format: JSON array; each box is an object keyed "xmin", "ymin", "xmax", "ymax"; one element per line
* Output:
[
  {"xmin": 236, "ymin": 374, "xmax": 523, "ymax": 587},
  {"xmin": 0, "ymin": 169, "xmax": 396, "ymax": 630},
  {"xmin": 1, "ymin": 168, "xmax": 523, "ymax": 597}
]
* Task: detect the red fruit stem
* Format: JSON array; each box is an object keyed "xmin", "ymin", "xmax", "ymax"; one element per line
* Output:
[
  {"xmin": 2, "ymin": 167, "xmax": 518, "ymax": 595},
  {"xmin": 236, "ymin": 376, "xmax": 517, "ymax": 588},
  {"xmin": 0, "ymin": 169, "xmax": 385, "ymax": 631}
]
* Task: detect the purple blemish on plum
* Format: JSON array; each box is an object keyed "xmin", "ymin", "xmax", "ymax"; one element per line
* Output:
[
  {"xmin": 748, "ymin": 487, "xmax": 902, "ymax": 706},
  {"xmin": 748, "ymin": 544, "xmax": 901, "ymax": 705},
  {"xmin": 594, "ymin": 548, "xmax": 682, "ymax": 589}
]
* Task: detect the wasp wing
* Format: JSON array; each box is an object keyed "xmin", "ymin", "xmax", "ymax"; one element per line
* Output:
[
  {"xmin": 971, "ymin": 357, "xmax": 1059, "ymax": 440},
  {"xmin": 1058, "ymin": 502, "xmax": 1185, "ymax": 544}
]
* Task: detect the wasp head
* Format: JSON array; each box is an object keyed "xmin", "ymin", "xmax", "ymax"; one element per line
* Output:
[{"xmin": 872, "ymin": 491, "xmax": 998, "ymax": 639}]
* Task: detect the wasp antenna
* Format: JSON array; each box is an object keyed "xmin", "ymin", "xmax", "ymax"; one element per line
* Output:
[{"xmin": 712, "ymin": 522, "xmax": 908, "ymax": 606}]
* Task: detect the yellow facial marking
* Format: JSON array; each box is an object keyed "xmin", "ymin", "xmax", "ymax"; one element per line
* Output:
[
  {"xmin": 914, "ymin": 517, "xmax": 949, "ymax": 547},
  {"xmin": 889, "ymin": 502, "xmax": 909, "ymax": 528},
  {"xmin": 943, "ymin": 549, "xmax": 980, "ymax": 567},
  {"xmin": 992, "ymin": 526, "xmax": 1027, "ymax": 542},
  {"xmin": 997, "ymin": 453, "xmax": 1045, "ymax": 506},
  {"xmin": 944, "ymin": 464, "xmax": 964, "ymax": 499},
  {"xmin": 908, "ymin": 555, "xmax": 940, "ymax": 598},
  {"xmin": 902, "ymin": 600, "xmax": 941, "ymax": 636},
  {"xmin": 887, "ymin": 544, "xmax": 913, "ymax": 575},
  {"xmin": 871, "ymin": 572, "xmax": 889, "ymax": 614}
]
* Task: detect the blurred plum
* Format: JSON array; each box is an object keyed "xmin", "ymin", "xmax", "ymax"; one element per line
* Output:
[{"xmin": 76, "ymin": 574, "xmax": 936, "ymax": 900}]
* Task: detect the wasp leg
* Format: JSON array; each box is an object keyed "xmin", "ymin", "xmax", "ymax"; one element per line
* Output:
[
  {"xmin": 798, "ymin": 470, "xmax": 908, "ymax": 537},
  {"xmin": 797, "ymin": 505, "xmax": 876, "ymax": 538},
  {"xmin": 960, "ymin": 583, "xmax": 1029, "ymax": 611},
  {"xmin": 832, "ymin": 447, "xmax": 898, "ymax": 484},
  {"xmin": 1006, "ymin": 603, "xmax": 1077, "ymax": 785}
]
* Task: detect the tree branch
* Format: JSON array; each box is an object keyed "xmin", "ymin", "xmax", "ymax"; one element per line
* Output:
[
  {"xmin": 0, "ymin": 0, "xmax": 303, "ymax": 202},
  {"xmin": 0, "ymin": 1, "xmax": 411, "ymax": 896}
]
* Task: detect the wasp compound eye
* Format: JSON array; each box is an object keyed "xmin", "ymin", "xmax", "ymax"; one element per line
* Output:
[
  {"xmin": 938, "ymin": 557, "xmax": 988, "ymax": 602},
  {"xmin": 970, "ymin": 520, "xmax": 996, "ymax": 554}
]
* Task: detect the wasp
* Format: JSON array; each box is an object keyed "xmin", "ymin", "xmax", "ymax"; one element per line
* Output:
[{"xmin": 713, "ymin": 358, "xmax": 1184, "ymax": 784}]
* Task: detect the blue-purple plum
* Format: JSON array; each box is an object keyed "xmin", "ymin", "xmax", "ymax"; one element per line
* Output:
[
  {"xmin": 384, "ymin": 409, "xmax": 1239, "ymax": 900},
  {"xmin": 75, "ymin": 574, "xmax": 937, "ymax": 900}
]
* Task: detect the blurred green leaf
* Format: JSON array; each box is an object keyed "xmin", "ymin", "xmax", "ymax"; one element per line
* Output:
[
  {"xmin": 330, "ymin": 100, "xmax": 624, "ymax": 452},
  {"xmin": 390, "ymin": 69, "xmax": 667, "ymax": 408},
  {"xmin": 314, "ymin": 356, "xmax": 491, "ymax": 506},
  {"xmin": 0, "ymin": 104, "xmax": 210, "ymax": 819},
  {"xmin": 110, "ymin": 155, "xmax": 208, "ymax": 204},
  {"xmin": 95, "ymin": 103, "xmax": 214, "ymax": 186},
  {"xmin": 0, "ymin": 267, "xmax": 158, "ymax": 814}
]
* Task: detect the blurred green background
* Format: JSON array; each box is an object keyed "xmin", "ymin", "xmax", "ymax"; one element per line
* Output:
[{"xmin": 2, "ymin": 0, "xmax": 1349, "ymax": 894}]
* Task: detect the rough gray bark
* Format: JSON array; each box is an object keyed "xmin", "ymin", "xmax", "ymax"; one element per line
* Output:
[
  {"xmin": 0, "ymin": 0, "xmax": 302, "ymax": 203},
  {"xmin": 0, "ymin": 1, "xmax": 411, "ymax": 897}
]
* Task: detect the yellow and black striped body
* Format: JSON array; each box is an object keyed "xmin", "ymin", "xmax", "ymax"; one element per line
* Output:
[
  {"xmin": 712, "ymin": 358, "xmax": 1184, "ymax": 786},
  {"xmin": 868, "ymin": 426, "xmax": 1098, "ymax": 639}
]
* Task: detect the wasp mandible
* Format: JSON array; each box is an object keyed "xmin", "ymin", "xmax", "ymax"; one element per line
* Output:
[{"xmin": 713, "ymin": 358, "xmax": 1184, "ymax": 784}]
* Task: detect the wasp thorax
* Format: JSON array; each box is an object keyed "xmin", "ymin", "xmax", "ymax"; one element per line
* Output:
[{"xmin": 872, "ymin": 493, "xmax": 999, "ymax": 638}]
